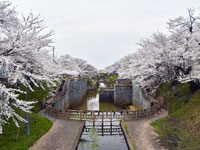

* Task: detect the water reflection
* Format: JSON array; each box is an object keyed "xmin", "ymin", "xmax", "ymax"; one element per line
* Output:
[
  {"xmin": 99, "ymin": 83, "xmax": 107, "ymax": 88},
  {"xmin": 75, "ymin": 85, "xmax": 130, "ymax": 150},
  {"xmin": 72, "ymin": 92, "xmax": 123, "ymax": 111},
  {"xmin": 87, "ymin": 93, "xmax": 99, "ymax": 110},
  {"xmin": 77, "ymin": 121, "xmax": 129, "ymax": 150}
]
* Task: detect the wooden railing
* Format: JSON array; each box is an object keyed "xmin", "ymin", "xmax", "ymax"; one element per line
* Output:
[{"xmin": 45, "ymin": 102, "xmax": 162, "ymax": 121}]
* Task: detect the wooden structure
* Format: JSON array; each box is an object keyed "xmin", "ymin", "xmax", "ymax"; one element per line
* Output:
[
  {"xmin": 46, "ymin": 102, "xmax": 162, "ymax": 121},
  {"xmin": 83, "ymin": 123, "xmax": 123, "ymax": 136}
]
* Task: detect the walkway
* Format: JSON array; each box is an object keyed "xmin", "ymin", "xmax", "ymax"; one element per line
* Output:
[
  {"xmin": 29, "ymin": 110, "xmax": 84, "ymax": 150},
  {"xmin": 125, "ymin": 109, "xmax": 168, "ymax": 150}
]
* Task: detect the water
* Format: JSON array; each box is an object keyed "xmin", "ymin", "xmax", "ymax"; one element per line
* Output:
[
  {"xmin": 75, "ymin": 88, "xmax": 130, "ymax": 150},
  {"xmin": 99, "ymin": 83, "xmax": 107, "ymax": 88},
  {"xmin": 72, "ymin": 92, "xmax": 123, "ymax": 111},
  {"xmin": 72, "ymin": 82, "xmax": 138, "ymax": 111},
  {"xmin": 73, "ymin": 82, "xmax": 123, "ymax": 111},
  {"xmin": 77, "ymin": 121, "xmax": 129, "ymax": 150}
]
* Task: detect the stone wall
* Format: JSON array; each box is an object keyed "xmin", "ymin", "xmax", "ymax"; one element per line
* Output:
[
  {"xmin": 99, "ymin": 89, "xmax": 114, "ymax": 103},
  {"xmin": 132, "ymin": 83, "xmax": 152, "ymax": 109},
  {"xmin": 114, "ymin": 85, "xmax": 133, "ymax": 106},
  {"xmin": 69, "ymin": 78, "xmax": 88, "ymax": 107},
  {"xmin": 52, "ymin": 78, "xmax": 152, "ymax": 110},
  {"xmin": 52, "ymin": 78, "xmax": 88, "ymax": 109}
]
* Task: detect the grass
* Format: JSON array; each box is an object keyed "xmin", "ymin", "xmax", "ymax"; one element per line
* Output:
[
  {"xmin": 0, "ymin": 112, "xmax": 53, "ymax": 150},
  {"xmin": 18, "ymin": 81, "xmax": 57, "ymax": 113},
  {"xmin": 0, "ymin": 82, "xmax": 57, "ymax": 150},
  {"xmin": 121, "ymin": 122, "xmax": 136, "ymax": 150},
  {"xmin": 152, "ymin": 82, "xmax": 200, "ymax": 150}
]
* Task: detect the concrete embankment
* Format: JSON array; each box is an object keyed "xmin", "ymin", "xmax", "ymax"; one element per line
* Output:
[
  {"xmin": 99, "ymin": 82, "xmax": 151, "ymax": 109},
  {"xmin": 114, "ymin": 85, "xmax": 133, "ymax": 106},
  {"xmin": 121, "ymin": 121, "xmax": 136, "ymax": 150},
  {"xmin": 99, "ymin": 88, "xmax": 114, "ymax": 102},
  {"xmin": 132, "ymin": 83, "xmax": 152, "ymax": 109},
  {"xmin": 52, "ymin": 78, "xmax": 88, "ymax": 109}
]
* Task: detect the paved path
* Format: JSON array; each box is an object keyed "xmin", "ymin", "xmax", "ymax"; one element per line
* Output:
[
  {"xmin": 126, "ymin": 109, "xmax": 168, "ymax": 150},
  {"xmin": 29, "ymin": 110, "xmax": 84, "ymax": 150}
]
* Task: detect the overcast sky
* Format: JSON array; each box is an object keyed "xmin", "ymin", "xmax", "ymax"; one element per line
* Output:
[{"xmin": 11, "ymin": 0, "xmax": 200, "ymax": 69}]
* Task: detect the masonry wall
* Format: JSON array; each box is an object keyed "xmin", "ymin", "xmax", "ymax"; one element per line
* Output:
[
  {"xmin": 52, "ymin": 78, "xmax": 88, "ymax": 109},
  {"xmin": 68, "ymin": 78, "xmax": 88, "ymax": 107},
  {"xmin": 99, "ymin": 89, "xmax": 114, "ymax": 103},
  {"xmin": 114, "ymin": 85, "xmax": 133, "ymax": 106},
  {"xmin": 52, "ymin": 78, "xmax": 152, "ymax": 110},
  {"xmin": 132, "ymin": 83, "xmax": 151, "ymax": 109}
]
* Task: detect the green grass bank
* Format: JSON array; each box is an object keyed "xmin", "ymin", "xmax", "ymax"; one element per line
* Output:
[
  {"xmin": 0, "ymin": 82, "xmax": 57, "ymax": 150},
  {"xmin": 152, "ymin": 82, "xmax": 200, "ymax": 150}
]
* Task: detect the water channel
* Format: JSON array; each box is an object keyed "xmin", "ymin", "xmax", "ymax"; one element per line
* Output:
[
  {"xmin": 72, "ymin": 92, "xmax": 123, "ymax": 111},
  {"xmin": 77, "ymin": 121, "xmax": 129, "ymax": 150},
  {"xmin": 74, "ymin": 83, "xmax": 130, "ymax": 150}
]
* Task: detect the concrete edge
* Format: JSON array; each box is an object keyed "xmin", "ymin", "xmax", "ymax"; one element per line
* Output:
[
  {"xmin": 72, "ymin": 121, "xmax": 85, "ymax": 150},
  {"xmin": 120, "ymin": 121, "xmax": 135, "ymax": 150}
]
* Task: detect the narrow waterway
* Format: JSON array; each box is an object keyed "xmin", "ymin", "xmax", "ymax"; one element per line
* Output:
[
  {"xmin": 72, "ymin": 83, "xmax": 139, "ymax": 111},
  {"xmin": 72, "ymin": 92, "xmax": 123, "ymax": 111},
  {"xmin": 77, "ymin": 121, "xmax": 129, "ymax": 150},
  {"xmin": 75, "ymin": 86, "xmax": 130, "ymax": 150}
]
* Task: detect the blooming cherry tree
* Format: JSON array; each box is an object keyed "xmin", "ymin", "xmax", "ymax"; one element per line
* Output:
[
  {"xmin": 0, "ymin": 1, "xmax": 54, "ymax": 133},
  {"xmin": 104, "ymin": 9, "xmax": 200, "ymax": 92}
]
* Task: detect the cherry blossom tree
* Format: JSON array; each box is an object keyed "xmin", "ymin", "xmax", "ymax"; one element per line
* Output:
[
  {"xmin": 0, "ymin": 83, "xmax": 34, "ymax": 134},
  {"xmin": 103, "ymin": 9, "xmax": 200, "ymax": 102},
  {"xmin": 0, "ymin": 1, "xmax": 98, "ymax": 133},
  {"xmin": 56, "ymin": 54, "xmax": 98, "ymax": 77},
  {"xmin": 0, "ymin": 1, "xmax": 54, "ymax": 133}
]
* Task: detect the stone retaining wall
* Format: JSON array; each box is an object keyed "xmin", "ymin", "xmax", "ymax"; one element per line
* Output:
[
  {"xmin": 132, "ymin": 83, "xmax": 152, "ymax": 109},
  {"xmin": 52, "ymin": 78, "xmax": 153, "ymax": 110},
  {"xmin": 69, "ymin": 78, "xmax": 88, "ymax": 107},
  {"xmin": 52, "ymin": 78, "xmax": 88, "ymax": 109},
  {"xmin": 114, "ymin": 85, "xmax": 133, "ymax": 106},
  {"xmin": 99, "ymin": 89, "xmax": 114, "ymax": 102}
]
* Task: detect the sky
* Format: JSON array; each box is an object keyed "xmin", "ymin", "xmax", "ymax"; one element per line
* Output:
[{"xmin": 11, "ymin": 0, "xmax": 200, "ymax": 69}]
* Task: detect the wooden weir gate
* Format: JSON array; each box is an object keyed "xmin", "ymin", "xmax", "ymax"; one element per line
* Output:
[{"xmin": 83, "ymin": 122, "xmax": 123, "ymax": 136}]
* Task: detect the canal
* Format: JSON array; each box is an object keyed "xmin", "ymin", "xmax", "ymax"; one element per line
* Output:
[
  {"xmin": 73, "ymin": 85, "xmax": 131, "ymax": 150},
  {"xmin": 77, "ymin": 121, "xmax": 129, "ymax": 150},
  {"xmin": 72, "ymin": 92, "xmax": 123, "ymax": 111}
]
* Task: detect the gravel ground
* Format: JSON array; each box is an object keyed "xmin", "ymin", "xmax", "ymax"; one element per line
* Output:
[
  {"xmin": 126, "ymin": 109, "xmax": 168, "ymax": 150},
  {"xmin": 29, "ymin": 110, "xmax": 84, "ymax": 150}
]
